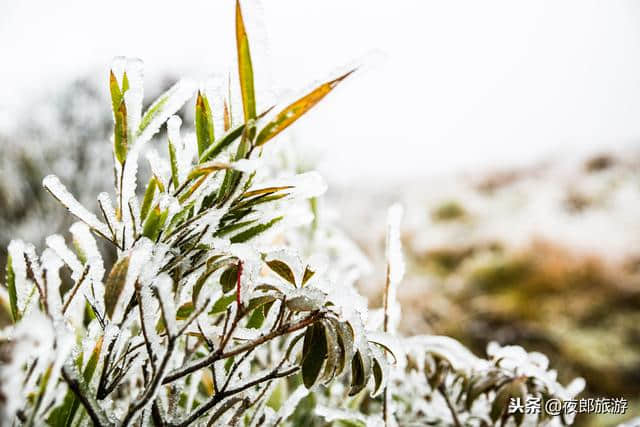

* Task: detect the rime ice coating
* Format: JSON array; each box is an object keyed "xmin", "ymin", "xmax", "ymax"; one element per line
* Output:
[{"xmin": 43, "ymin": 174, "xmax": 111, "ymax": 238}]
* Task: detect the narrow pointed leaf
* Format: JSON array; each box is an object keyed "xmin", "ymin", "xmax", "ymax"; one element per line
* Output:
[
  {"xmin": 255, "ymin": 69, "xmax": 355, "ymax": 146},
  {"xmin": 114, "ymin": 101, "xmax": 128, "ymax": 164},
  {"xmin": 140, "ymin": 177, "xmax": 157, "ymax": 222},
  {"xmin": 236, "ymin": 0, "xmax": 256, "ymax": 122},
  {"xmin": 195, "ymin": 91, "xmax": 215, "ymax": 157},
  {"xmin": 104, "ymin": 256, "xmax": 130, "ymax": 319},
  {"xmin": 229, "ymin": 216, "xmax": 282, "ymax": 243},
  {"xmin": 5, "ymin": 255, "xmax": 18, "ymax": 323}
]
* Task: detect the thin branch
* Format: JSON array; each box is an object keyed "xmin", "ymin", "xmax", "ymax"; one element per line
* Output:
[
  {"xmin": 62, "ymin": 264, "xmax": 90, "ymax": 314},
  {"xmin": 438, "ymin": 384, "xmax": 462, "ymax": 427},
  {"xmin": 162, "ymin": 310, "xmax": 323, "ymax": 385},
  {"xmin": 173, "ymin": 366, "xmax": 299, "ymax": 427},
  {"xmin": 61, "ymin": 365, "xmax": 113, "ymax": 427}
]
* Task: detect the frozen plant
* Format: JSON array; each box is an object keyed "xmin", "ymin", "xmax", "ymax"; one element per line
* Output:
[
  {"xmin": 0, "ymin": 2, "xmax": 389, "ymax": 426},
  {"xmin": 303, "ymin": 206, "xmax": 585, "ymax": 427},
  {"xmin": 0, "ymin": 2, "xmax": 586, "ymax": 427}
]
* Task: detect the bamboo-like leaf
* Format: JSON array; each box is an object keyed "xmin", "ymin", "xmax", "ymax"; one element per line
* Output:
[
  {"xmin": 195, "ymin": 91, "xmax": 215, "ymax": 157},
  {"xmin": 168, "ymin": 138, "xmax": 179, "ymax": 190},
  {"xmin": 187, "ymin": 161, "xmax": 230, "ymax": 181},
  {"xmin": 255, "ymin": 69, "xmax": 355, "ymax": 146},
  {"xmin": 199, "ymin": 123, "xmax": 245, "ymax": 163},
  {"xmin": 5, "ymin": 255, "xmax": 18, "ymax": 323},
  {"xmin": 109, "ymin": 71, "xmax": 122, "ymax": 116},
  {"xmin": 114, "ymin": 100, "xmax": 128, "ymax": 164},
  {"xmin": 266, "ymin": 260, "xmax": 296, "ymax": 286},
  {"xmin": 241, "ymin": 186, "xmax": 293, "ymax": 199},
  {"xmin": 142, "ymin": 205, "xmax": 168, "ymax": 241},
  {"xmin": 236, "ymin": 0, "xmax": 256, "ymax": 122},
  {"xmin": 223, "ymin": 99, "xmax": 231, "ymax": 131},
  {"xmin": 138, "ymin": 96, "xmax": 168, "ymax": 135},
  {"xmin": 229, "ymin": 216, "xmax": 282, "ymax": 243},
  {"xmin": 104, "ymin": 256, "xmax": 130, "ymax": 319},
  {"xmin": 140, "ymin": 177, "xmax": 157, "ymax": 222}
]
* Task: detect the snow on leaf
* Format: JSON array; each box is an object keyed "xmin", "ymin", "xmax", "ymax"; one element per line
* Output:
[
  {"xmin": 136, "ymin": 78, "xmax": 196, "ymax": 146},
  {"xmin": 43, "ymin": 175, "xmax": 111, "ymax": 240}
]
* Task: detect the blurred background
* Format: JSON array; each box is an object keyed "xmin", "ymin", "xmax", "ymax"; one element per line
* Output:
[{"xmin": 1, "ymin": 1, "xmax": 640, "ymax": 425}]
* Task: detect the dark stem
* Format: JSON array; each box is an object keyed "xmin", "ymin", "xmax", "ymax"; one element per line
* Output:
[
  {"xmin": 438, "ymin": 384, "xmax": 462, "ymax": 427},
  {"xmin": 61, "ymin": 365, "xmax": 113, "ymax": 427}
]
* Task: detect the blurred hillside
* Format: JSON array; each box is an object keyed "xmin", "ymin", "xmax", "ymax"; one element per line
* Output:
[{"xmin": 331, "ymin": 152, "xmax": 640, "ymax": 426}]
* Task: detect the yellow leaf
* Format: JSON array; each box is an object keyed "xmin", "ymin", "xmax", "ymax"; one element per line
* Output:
[{"xmin": 255, "ymin": 69, "xmax": 355, "ymax": 146}]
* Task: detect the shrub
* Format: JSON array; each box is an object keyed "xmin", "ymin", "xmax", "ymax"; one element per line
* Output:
[{"xmin": 0, "ymin": 2, "xmax": 583, "ymax": 426}]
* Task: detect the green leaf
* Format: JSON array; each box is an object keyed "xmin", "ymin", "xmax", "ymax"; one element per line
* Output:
[
  {"xmin": 348, "ymin": 351, "xmax": 367, "ymax": 396},
  {"xmin": 168, "ymin": 137, "xmax": 180, "ymax": 191},
  {"xmin": 301, "ymin": 323, "xmax": 327, "ymax": 389},
  {"xmin": 140, "ymin": 177, "xmax": 157, "ymax": 222},
  {"xmin": 320, "ymin": 319, "xmax": 340, "ymax": 384},
  {"xmin": 301, "ymin": 266, "xmax": 315, "ymax": 286},
  {"xmin": 192, "ymin": 257, "xmax": 234, "ymax": 305},
  {"xmin": 142, "ymin": 205, "xmax": 168, "ymax": 241},
  {"xmin": 229, "ymin": 216, "xmax": 283, "ymax": 243},
  {"xmin": 198, "ymin": 123, "xmax": 245, "ymax": 163},
  {"xmin": 195, "ymin": 91, "xmax": 215, "ymax": 157},
  {"xmin": 109, "ymin": 71, "xmax": 122, "ymax": 116},
  {"xmin": 114, "ymin": 100, "xmax": 128, "ymax": 164},
  {"xmin": 371, "ymin": 358, "xmax": 384, "ymax": 397},
  {"xmin": 215, "ymin": 219, "xmax": 258, "ymax": 238},
  {"xmin": 236, "ymin": 0, "xmax": 256, "ymax": 122},
  {"xmin": 5, "ymin": 254, "xmax": 18, "ymax": 323},
  {"xmin": 210, "ymin": 294, "xmax": 236, "ymax": 314},
  {"xmin": 246, "ymin": 305, "xmax": 265, "ymax": 329},
  {"xmin": 216, "ymin": 124, "xmax": 252, "ymax": 206},
  {"xmin": 220, "ymin": 265, "xmax": 239, "ymax": 293},
  {"xmin": 138, "ymin": 95, "xmax": 169, "ymax": 135},
  {"xmin": 326, "ymin": 319, "xmax": 347, "ymax": 376},
  {"xmin": 187, "ymin": 161, "xmax": 230, "ymax": 181},
  {"xmin": 266, "ymin": 260, "xmax": 296, "ymax": 286},
  {"xmin": 104, "ymin": 256, "xmax": 130, "ymax": 319},
  {"xmin": 255, "ymin": 69, "xmax": 355, "ymax": 146},
  {"xmin": 177, "ymin": 302, "xmax": 195, "ymax": 320}
]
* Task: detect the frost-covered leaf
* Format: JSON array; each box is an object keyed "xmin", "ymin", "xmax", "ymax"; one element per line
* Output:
[
  {"xmin": 43, "ymin": 175, "xmax": 111, "ymax": 240},
  {"xmin": 196, "ymin": 91, "xmax": 215, "ymax": 157},
  {"xmin": 301, "ymin": 322, "xmax": 327, "ymax": 389},
  {"xmin": 104, "ymin": 256, "xmax": 130, "ymax": 319},
  {"xmin": 198, "ymin": 123, "xmax": 245, "ymax": 163},
  {"xmin": 255, "ymin": 69, "xmax": 355, "ymax": 146},
  {"xmin": 229, "ymin": 216, "xmax": 282, "ymax": 243},
  {"xmin": 266, "ymin": 260, "xmax": 296, "ymax": 286},
  {"xmin": 236, "ymin": 0, "xmax": 256, "ymax": 122},
  {"xmin": 136, "ymin": 79, "xmax": 196, "ymax": 146}
]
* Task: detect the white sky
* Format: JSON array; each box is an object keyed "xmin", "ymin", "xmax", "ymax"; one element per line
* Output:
[{"xmin": 2, "ymin": 0, "xmax": 640, "ymax": 184}]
